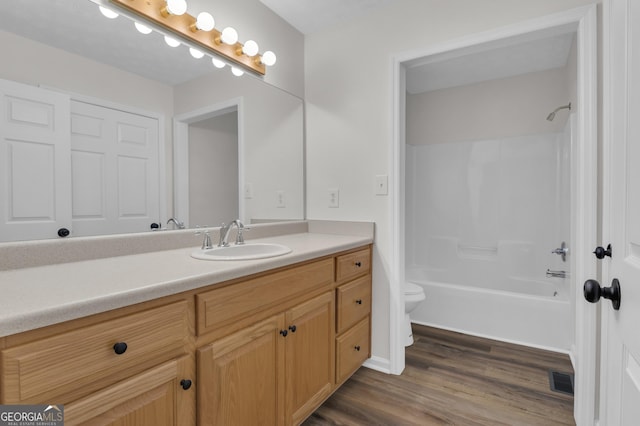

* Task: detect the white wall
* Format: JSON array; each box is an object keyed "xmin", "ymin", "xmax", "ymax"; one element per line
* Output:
[
  {"xmin": 189, "ymin": 113, "xmax": 239, "ymax": 226},
  {"xmin": 304, "ymin": 0, "xmax": 597, "ymax": 364},
  {"xmin": 407, "ymin": 67, "xmax": 571, "ymax": 145}
]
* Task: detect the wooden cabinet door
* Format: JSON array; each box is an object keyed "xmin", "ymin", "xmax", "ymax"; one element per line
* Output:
[
  {"xmin": 285, "ymin": 291, "xmax": 335, "ymax": 425},
  {"xmin": 198, "ymin": 315, "xmax": 286, "ymax": 426},
  {"xmin": 64, "ymin": 356, "xmax": 194, "ymax": 426}
]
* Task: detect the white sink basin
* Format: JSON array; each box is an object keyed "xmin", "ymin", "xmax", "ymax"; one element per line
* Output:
[{"xmin": 191, "ymin": 243, "xmax": 292, "ymax": 261}]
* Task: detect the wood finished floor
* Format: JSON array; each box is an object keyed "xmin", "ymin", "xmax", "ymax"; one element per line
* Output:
[{"xmin": 304, "ymin": 324, "xmax": 575, "ymax": 426}]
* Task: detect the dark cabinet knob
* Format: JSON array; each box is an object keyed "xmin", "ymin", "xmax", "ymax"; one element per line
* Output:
[
  {"xmin": 280, "ymin": 329, "xmax": 288, "ymax": 337},
  {"xmin": 180, "ymin": 379, "xmax": 192, "ymax": 390},
  {"xmin": 57, "ymin": 228, "xmax": 70, "ymax": 238},
  {"xmin": 354, "ymin": 345, "xmax": 361, "ymax": 351},
  {"xmin": 593, "ymin": 244, "xmax": 612, "ymax": 259},
  {"xmin": 355, "ymin": 299, "xmax": 363, "ymax": 305},
  {"xmin": 150, "ymin": 222, "xmax": 160, "ymax": 230},
  {"xmin": 113, "ymin": 342, "xmax": 128, "ymax": 355},
  {"xmin": 288, "ymin": 325, "xmax": 297, "ymax": 333},
  {"xmin": 355, "ymin": 261, "xmax": 362, "ymax": 267},
  {"xmin": 584, "ymin": 278, "xmax": 621, "ymax": 310}
]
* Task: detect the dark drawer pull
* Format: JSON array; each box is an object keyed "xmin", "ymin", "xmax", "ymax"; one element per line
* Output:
[
  {"xmin": 280, "ymin": 329, "xmax": 288, "ymax": 337},
  {"xmin": 288, "ymin": 325, "xmax": 297, "ymax": 333},
  {"xmin": 113, "ymin": 342, "xmax": 128, "ymax": 355},
  {"xmin": 355, "ymin": 261, "xmax": 362, "ymax": 267},
  {"xmin": 355, "ymin": 299, "xmax": 363, "ymax": 305},
  {"xmin": 180, "ymin": 379, "xmax": 192, "ymax": 390},
  {"xmin": 354, "ymin": 345, "xmax": 361, "ymax": 351}
]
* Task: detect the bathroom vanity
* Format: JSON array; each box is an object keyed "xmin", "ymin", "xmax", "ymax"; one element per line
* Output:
[{"xmin": 0, "ymin": 222, "xmax": 372, "ymax": 425}]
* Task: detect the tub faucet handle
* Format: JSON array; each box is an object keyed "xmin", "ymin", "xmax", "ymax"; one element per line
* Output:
[{"xmin": 551, "ymin": 242, "xmax": 568, "ymax": 262}]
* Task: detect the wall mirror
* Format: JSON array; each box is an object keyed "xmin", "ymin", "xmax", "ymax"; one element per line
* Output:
[{"xmin": 0, "ymin": 0, "xmax": 304, "ymax": 243}]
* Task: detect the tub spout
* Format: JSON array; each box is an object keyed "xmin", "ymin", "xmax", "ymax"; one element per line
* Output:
[{"xmin": 546, "ymin": 269, "xmax": 568, "ymax": 278}]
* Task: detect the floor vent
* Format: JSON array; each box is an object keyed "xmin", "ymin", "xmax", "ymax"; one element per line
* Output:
[{"xmin": 549, "ymin": 370, "xmax": 574, "ymax": 395}]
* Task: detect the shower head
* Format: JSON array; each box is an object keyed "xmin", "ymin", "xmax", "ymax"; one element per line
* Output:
[{"xmin": 546, "ymin": 102, "xmax": 572, "ymax": 121}]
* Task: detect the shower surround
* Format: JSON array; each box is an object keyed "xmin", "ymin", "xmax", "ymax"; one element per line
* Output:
[{"xmin": 405, "ymin": 129, "xmax": 573, "ymax": 352}]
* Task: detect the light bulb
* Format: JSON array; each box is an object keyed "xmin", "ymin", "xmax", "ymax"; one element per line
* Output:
[
  {"xmin": 189, "ymin": 48, "xmax": 204, "ymax": 59},
  {"xmin": 134, "ymin": 22, "xmax": 152, "ymax": 34},
  {"xmin": 211, "ymin": 57, "xmax": 226, "ymax": 69},
  {"xmin": 164, "ymin": 36, "xmax": 181, "ymax": 47},
  {"xmin": 242, "ymin": 40, "xmax": 259, "ymax": 57},
  {"xmin": 166, "ymin": 0, "xmax": 187, "ymax": 16},
  {"xmin": 220, "ymin": 27, "xmax": 238, "ymax": 45},
  {"xmin": 261, "ymin": 51, "xmax": 277, "ymax": 66},
  {"xmin": 195, "ymin": 12, "xmax": 215, "ymax": 31},
  {"xmin": 231, "ymin": 67, "xmax": 244, "ymax": 77},
  {"xmin": 99, "ymin": 6, "xmax": 119, "ymax": 19}
]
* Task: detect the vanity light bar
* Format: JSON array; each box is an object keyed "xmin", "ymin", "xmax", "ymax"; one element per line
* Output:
[{"xmin": 109, "ymin": 0, "xmax": 267, "ymax": 75}]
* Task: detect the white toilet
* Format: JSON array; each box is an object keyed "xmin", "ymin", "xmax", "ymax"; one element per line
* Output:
[{"xmin": 404, "ymin": 282, "xmax": 426, "ymax": 346}]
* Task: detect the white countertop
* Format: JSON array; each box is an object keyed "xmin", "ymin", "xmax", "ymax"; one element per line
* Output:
[{"xmin": 0, "ymin": 232, "xmax": 372, "ymax": 338}]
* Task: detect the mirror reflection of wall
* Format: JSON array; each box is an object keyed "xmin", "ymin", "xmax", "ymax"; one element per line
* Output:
[
  {"xmin": 0, "ymin": 0, "xmax": 305, "ymax": 243},
  {"xmin": 188, "ymin": 111, "xmax": 239, "ymax": 227}
]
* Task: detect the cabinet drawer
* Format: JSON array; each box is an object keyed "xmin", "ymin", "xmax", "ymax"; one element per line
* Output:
[
  {"xmin": 336, "ymin": 275, "xmax": 371, "ymax": 334},
  {"xmin": 335, "ymin": 248, "xmax": 371, "ymax": 283},
  {"xmin": 197, "ymin": 259, "xmax": 334, "ymax": 336},
  {"xmin": 335, "ymin": 317, "xmax": 370, "ymax": 384},
  {"xmin": 1, "ymin": 301, "xmax": 189, "ymax": 404}
]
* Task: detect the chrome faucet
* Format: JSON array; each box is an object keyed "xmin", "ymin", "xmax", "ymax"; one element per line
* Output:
[
  {"xmin": 219, "ymin": 220, "xmax": 248, "ymax": 246},
  {"xmin": 167, "ymin": 217, "xmax": 185, "ymax": 229}
]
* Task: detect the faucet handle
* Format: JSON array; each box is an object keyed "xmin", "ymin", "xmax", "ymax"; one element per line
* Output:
[
  {"xmin": 194, "ymin": 227, "xmax": 214, "ymax": 250},
  {"xmin": 201, "ymin": 231, "xmax": 213, "ymax": 250},
  {"xmin": 236, "ymin": 226, "xmax": 251, "ymax": 245}
]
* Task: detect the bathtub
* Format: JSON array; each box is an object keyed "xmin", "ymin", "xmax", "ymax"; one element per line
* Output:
[{"xmin": 406, "ymin": 266, "xmax": 573, "ymax": 352}]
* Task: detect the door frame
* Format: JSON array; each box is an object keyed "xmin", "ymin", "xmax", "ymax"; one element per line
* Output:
[
  {"xmin": 389, "ymin": 5, "xmax": 598, "ymax": 423},
  {"xmin": 600, "ymin": 0, "xmax": 638, "ymax": 422},
  {"xmin": 173, "ymin": 97, "xmax": 244, "ymax": 228}
]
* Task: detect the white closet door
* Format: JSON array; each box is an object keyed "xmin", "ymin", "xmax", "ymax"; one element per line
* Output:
[
  {"xmin": 70, "ymin": 101, "xmax": 160, "ymax": 236},
  {"xmin": 0, "ymin": 79, "xmax": 71, "ymax": 242}
]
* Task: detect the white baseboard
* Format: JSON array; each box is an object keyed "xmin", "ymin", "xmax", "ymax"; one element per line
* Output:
[
  {"xmin": 363, "ymin": 355, "xmax": 391, "ymax": 374},
  {"xmin": 569, "ymin": 343, "xmax": 577, "ymax": 369}
]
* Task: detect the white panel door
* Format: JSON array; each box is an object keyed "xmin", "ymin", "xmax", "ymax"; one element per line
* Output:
[
  {"xmin": 70, "ymin": 101, "xmax": 160, "ymax": 236},
  {"xmin": 0, "ymin": 79, "xmax": 71, "ymax": 242},
  {"xmin": 600, "ymin": 0, "xmax": 640, "ymax": 424}
]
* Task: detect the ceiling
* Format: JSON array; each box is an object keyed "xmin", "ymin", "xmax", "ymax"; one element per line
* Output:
[{"xmin": 258, "ymin": 0, "xmax": 396, "ymax": 35}]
